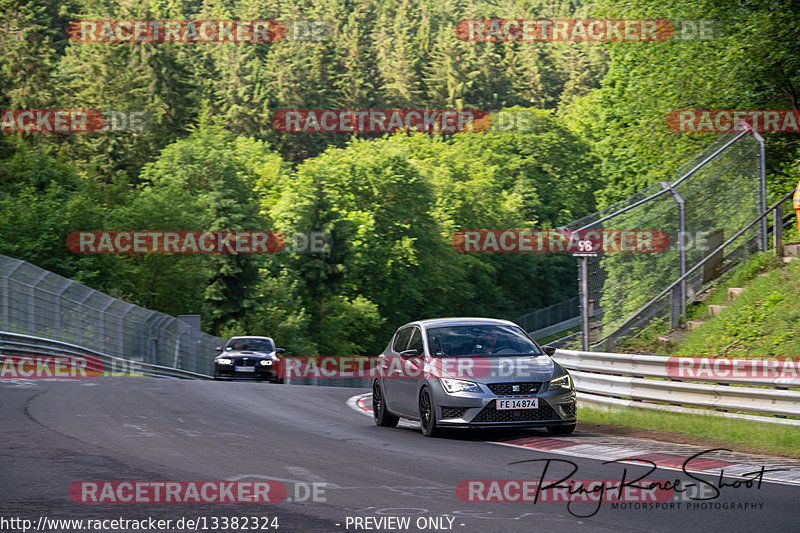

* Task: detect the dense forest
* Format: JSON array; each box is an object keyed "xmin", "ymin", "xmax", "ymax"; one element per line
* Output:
[{"xmin": 1, "ymin": 0, "xmax": 798, "ymax": 354}]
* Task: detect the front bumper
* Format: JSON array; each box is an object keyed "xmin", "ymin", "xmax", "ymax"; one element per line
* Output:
[
  {"xmin": 432, "ymin": 382, "xmax": 577, "ymax": 428},
  {"xmin": 214, "ymin": 365, "xmax": 277, "ymax": 380}
]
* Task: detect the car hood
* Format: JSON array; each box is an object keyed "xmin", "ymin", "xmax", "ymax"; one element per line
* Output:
[
  {"xmin": 432, "ymin": 355, "xmax": 560, "ymax": 383},
  {"xmin": 219, "ymin": 350, "xmax": 275, "ymax": 358}
]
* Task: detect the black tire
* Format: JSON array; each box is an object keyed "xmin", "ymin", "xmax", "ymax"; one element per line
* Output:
[
  {"xmin": 373, "ymin": 380, "xmax": 399, "ymax": 427},
  {"xmin": 547, "ymin": 423, "xmax": 576, "ymax": 435},
  {"xmin": 419, "ymin": 387, "xmax": 441, "ymax": 437},
  {"xmin": 272, "ymin": 377, "xmax": 284, "ymax": 384}
]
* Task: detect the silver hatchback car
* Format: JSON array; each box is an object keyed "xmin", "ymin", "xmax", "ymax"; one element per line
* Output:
[{"xmin": 372, "ymin": 318, "xmax": 576, "ymax": 437}]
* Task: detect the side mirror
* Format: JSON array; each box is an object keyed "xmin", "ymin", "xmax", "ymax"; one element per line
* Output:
[
  {"xmin": 275, "ymin": 348, "xmax": 286, "ymax": 354},
  {"xmin": 215, "ymin": 346, "xmax": 223, "ymax": 352},
  {"xmin": 399, "ymin": 349, "xmax": 418, "ymax": 358},
  {"xmin": 543, "ymin": 346, "xmax": 556, "ymax": 356}
]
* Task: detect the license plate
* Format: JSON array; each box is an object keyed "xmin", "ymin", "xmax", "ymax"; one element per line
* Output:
[
  {"xmin": 235, "ymin": 366, "xmax": 256, "ymax": 372},
  {"xmin": 497, "ymin": 398, "xmax": 538, "ymax": 410}
]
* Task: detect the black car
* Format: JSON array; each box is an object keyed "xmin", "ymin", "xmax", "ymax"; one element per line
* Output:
[{"xmin": 213, "ymin": 336, "xmax": 285, "ymax": 382}]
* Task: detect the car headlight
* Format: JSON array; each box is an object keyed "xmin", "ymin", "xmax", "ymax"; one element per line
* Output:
[
  {"xmin": 548, "ymin": 374, "xmax": 573, "ymax": 391},
  {"xmin": 216, "ymin": 358, "xmax": 233, "ymax": 365},
  {"xmin": 441, "ymin": 378, "xmax": 482, "ymax": 394},
  {"xmin": 259, "ymin": 360, "xmax": 272, "ymax": 366}
]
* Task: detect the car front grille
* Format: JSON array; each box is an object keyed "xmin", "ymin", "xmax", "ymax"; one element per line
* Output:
[
  {"xmin": 233, "ymin": 358, "xmax": 256, "ymax": 366},
  {"xmin": 441, "ymin": 407, "xmax": 469, "ymax": 419},
  {"xmin": 486, "ymin": 382, "xmax": 541, "ymax": 396},
  {"xmin": 562, "ymin": 403, "xmax": 577, "ymax": 416},
  {"xmin": 471, "ymin": 400, "xmax": 560, "ymax": 423}
]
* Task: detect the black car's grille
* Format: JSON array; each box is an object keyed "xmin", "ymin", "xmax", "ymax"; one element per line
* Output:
[
  {"xmin": 472, "ymin": 400, "xmax": 560, "ymax": 423},
  {"xmin": 233, "ymin": 357, "xmax": 256, "ymax": 366},
  {"xmin": 441, "ymin": 407, "xmax": 469, "ymax": 419},
  {"xmin": 487, "ymin": 382, "xmax": 541, "ymax": 396},
  {"xmin": 562, "ymin": 403, "xmax": 577, "ymax": 416}
]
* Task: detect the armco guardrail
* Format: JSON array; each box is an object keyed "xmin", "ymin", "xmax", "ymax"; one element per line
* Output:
[
  {"xmin": 553, "ymin": 349, "xmax": 800, "ymax": 426},
  {"xmin": 0, "ymin": 332, "xmax": 212, "ymax": 380}
]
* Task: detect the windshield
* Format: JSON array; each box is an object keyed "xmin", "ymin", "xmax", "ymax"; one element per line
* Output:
[
  {"xmin": 225, "ymin": 339, "xmax": 274, "ymax": 352},
  {"xmin": 426, "ymin": 325, "xmax": 542, "ymax": 357}
]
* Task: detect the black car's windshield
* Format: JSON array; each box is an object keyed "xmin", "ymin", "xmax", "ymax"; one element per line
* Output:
[
  {"xmin": 426, "ymin": 325, "xmax": 542, "ymax": 357},
  {"xmin": 225, "ymin": 339, "xmax": 274, "ymax": 352}
]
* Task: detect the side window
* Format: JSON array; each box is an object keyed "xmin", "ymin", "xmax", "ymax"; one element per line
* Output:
[
  {"xmin": 407, "ymin": 327, "xmax": 424, "ymax": 356},
  {"xmin": 392, "ymin": 327, "xmax": 413, "ymax": 352}
]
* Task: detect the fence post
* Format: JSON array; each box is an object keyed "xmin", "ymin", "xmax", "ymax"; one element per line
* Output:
[
  {"xmin": 29, "ymin": 271, "xmax": 49, "ymax": 335},
  {"xmin": 1, "ymin": 259, "xmax": 23, "ymax": 332},
  {"xmin": 120, "ymin": 304, "xmax": 135, "ymax": 358},
  {"xmin": 579, "ymin": 256, "xmax": 590, "ymax": 351},
  {"xmin": 97, "ymin": 298, "xmax": 115, "ymax": 354},
  {"xmin": 660, "ymin": 182, "xmax": 686, "ymax": 321},
  {"xmin": 744, "ymin": 127, "xmax": 769, "ymax": 250},
  {"xmin": 1, "ymin": 275, "xmax": 7, "ymax": 332},
  {"xmin": 54, "ymin": 281, "xmax": 73, "ymax": 342},
  {"xmin": 774, "ymin": 202, "xmax": 783, "ymax": 257},
  {"xmin": 670, "ymin": 287, "xmax": 681, "ymax": 330}
]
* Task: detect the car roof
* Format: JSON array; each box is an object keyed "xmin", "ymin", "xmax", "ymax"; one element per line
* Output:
[
  {"xmin": 406, "ymin": 317, "xmax": 520, "ymax": 329},
  {"xmin": 226, "ymin": 336, "xmax": 273, "ymax": 341}
]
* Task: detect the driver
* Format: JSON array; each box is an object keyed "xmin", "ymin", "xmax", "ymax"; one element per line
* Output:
[{"xmin": 479, "ymin": 329, "xmax": 508, "ymax": 354}]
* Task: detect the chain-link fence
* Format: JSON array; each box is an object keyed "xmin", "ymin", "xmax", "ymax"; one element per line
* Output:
[
  {"xmin": 516, "ymin": 296, "xmax": 579, "ymax": 336},
  {"xmin": 565, "ymin": 130, "xmax": 765, "ymax": 350},
  {"xmin": 0, "ymin": 254, "xmax": 223, "ymax": 375}
]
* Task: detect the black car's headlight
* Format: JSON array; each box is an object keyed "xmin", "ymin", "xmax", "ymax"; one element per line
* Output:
[
  {"xmin": 548, "ymin": 374, "xmax": 573, "ymax": 391},
  {"xmin": 259, "ymin": 360, "xmax": 272, "ymax": 366},
  {"xmin": 216, "ymin": 358, "xmax": 233, "ymax": 365},
  {"xmin": 441, "ymin": 378, "xmax": 482, "ymax": 394}
]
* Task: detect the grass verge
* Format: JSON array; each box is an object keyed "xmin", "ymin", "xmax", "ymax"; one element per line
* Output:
[{"xmin": 578, "ymin": 404, "xmax": 800, "ymax": 458}]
